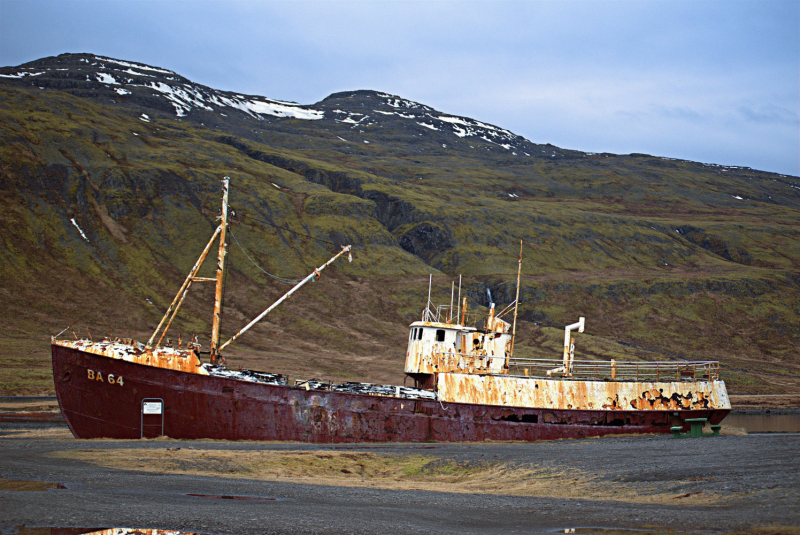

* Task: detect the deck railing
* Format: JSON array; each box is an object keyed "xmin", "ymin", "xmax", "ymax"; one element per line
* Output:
[
  {"xmin": 506, "ymin": 358, "xmax": 720, "ymax": 382},
  {"xmin": 425, "ymin": 351, "xmax": 720, "ymax": 382},
  {"xmin": 422, "ymin": 302, "xmax": 447, "ymax": 323},
  {"xmin": 421, "ymin": 303, "xmax": 491, "ymax": 328}
]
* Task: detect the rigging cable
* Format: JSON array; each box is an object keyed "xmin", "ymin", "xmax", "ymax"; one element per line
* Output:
[
  {"xmin": 229, "ymin": 228, "xmax": 301, "ymax": 284},
  {"xmin": 233, "ymin": 211, "xmax": 345, "ymax": 248},
  {"xmin": 53, "ymin": 221, "xmax": 218, "ymax": 339}
]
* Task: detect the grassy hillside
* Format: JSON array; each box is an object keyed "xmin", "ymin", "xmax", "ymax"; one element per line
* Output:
[{"xmin": 1, "ymin": 58, "xmax": 798, "ymax": 396}]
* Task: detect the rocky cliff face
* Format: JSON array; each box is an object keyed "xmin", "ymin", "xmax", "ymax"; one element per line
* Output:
[{"xmin": 1, "ymin": 53, "xmax": 798, "ymax": 395}]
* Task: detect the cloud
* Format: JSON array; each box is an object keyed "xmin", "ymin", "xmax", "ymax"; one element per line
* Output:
[
  {"xmin": 738, "ymin": 104, "xmax": 800, "ymax": 126},
  {"xmin": 651, "ymin": 105, "xmax": 705, "ymax": 122}
]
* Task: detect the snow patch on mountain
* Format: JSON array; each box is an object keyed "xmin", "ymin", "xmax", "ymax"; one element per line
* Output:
[
  {"xmin": 438, "ymin": 115, "xmax": 514, "ymax": 139},
  {"xmin": 0, "ymin": 71, "xmax": 45, "ymax": 78},
  {"xmin": 128, "ymin": 78, "xmax": 324, "ymax": 120},
  {"xmin": 384, "ymin": 96, "xmax": 432, "ymax": 111},
  {"xmin": 70, "ymin": 218, "xmax": 90, "ymax": 242},
  {"xmin": 212, "ymin": 94, "xmax": 323, "ymax": 120},
  {"xmin": 123, "ymin": 68, "xmax": 154, "ymax": 77},
  {"xmin": 374, "ymin": 110, "xmax": 416, "ymax": 119},
  {"xmin": 147, "ymin": 82, "xmax": 212, "ymax": 116},
  {"xmin": 366, "ymin": 95, "xmax": 525, "ymax": 149},
  {"xmin": 95, "ymin": 56, "xmax": 174, "ymax": 75},
  {"xmin": 96, "ymin": 72, "xmax": 119, "ymax": 85},
  {"xmin": 339, "ymin": 114, "xmax": 369, "ymax": 125}
]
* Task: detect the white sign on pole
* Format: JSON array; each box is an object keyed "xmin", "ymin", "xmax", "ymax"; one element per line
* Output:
[{"xmin": 142, "ymin": 401, "xmax": 163, "ymax": 415}]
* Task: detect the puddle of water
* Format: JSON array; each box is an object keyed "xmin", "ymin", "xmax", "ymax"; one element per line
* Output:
[
  {"xmin": 556, "ymin": 529, "xmax": 674, "ymax": 534},
  {"xmin": 84, "ymin": 530, "xmax": 211, "ymax": 535},
  {"xmin": 1, "ymin": 529, "xmax": 106, "ymax": 535},
  {"xmin": 186, "ymin": 493, "xmax": 276, "ymax": 501},
  {"xmin": 725, "ymin": 413, "xmax": 800, "ymax": 433},
  {"xmin": 1, "ymin": 530, "xmax": 212, "ymax": 535},
  {"xmin": 328, "ymin": 445, "xmax": 441, "ymax": 450}
]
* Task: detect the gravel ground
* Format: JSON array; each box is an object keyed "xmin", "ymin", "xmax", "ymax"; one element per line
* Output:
[{"xmin": 0, "ymin": 423, "xmax": 798, "ymax": 535}]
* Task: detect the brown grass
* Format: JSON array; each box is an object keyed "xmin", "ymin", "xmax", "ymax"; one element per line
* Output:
[
  {"xmin": 0, "ymin": 400, "xmax": 60, "ymax": 411},
  {"xmin": 0, "ymin": 427, "xmax": 73, "ymax": 440},
  {"xmin": 729, "ymin": 394, "xmax": 800, "ymax": 410},
  {"xmin": 54, "ymin": 447, "xmax": 733, "ymax": 506},
  {"xmin": 719, "ymin": 425, "xmax": 749, "ymax": 436},
  {"xmin": 0, "ymin": 478, "xmax": 59, "ymax": 491}
]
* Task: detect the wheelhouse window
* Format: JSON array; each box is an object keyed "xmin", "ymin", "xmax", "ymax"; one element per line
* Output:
[
  {"xmin": 417, "ymin": 328, "xmax": 423, "ymax": 340},
  {"xmin": 436, "ymin": 329, "xmax": 445, "ymax": 342}
]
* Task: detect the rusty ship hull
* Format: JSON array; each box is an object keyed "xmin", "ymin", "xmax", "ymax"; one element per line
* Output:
[{"xmin": 52, "ymin": 343, "xmax": 729, "ymax": 442}]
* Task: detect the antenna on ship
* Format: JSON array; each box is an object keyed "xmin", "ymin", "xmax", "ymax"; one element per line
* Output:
[
  {"xmin": 449, "ymin": 281, "xmax": 455, "ymax": 323},
  {"xmin": 456, "ymin": 275, "xmax": 462, "ymax": 325},
  {"xmin": 506, "ymin": 239, "xmax": 523, "ymax": 369},
  {"xmin": 425, "ymin": 274, "xmax": 432, "ymax": 322}
]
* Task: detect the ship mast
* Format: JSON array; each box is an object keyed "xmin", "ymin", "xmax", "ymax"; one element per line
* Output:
[
  {"xmin": 146, "ymin": 177, "xmax": 230, "ymax": 351},
  {"xmin": 506, "ymin": 239, "xmax": 523, "ymax": 369},
  {"xmin": 209, "ymin": 176, "xmax": 230, "ymax": 364}
]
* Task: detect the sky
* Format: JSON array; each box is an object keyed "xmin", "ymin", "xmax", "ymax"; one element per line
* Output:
[{"xmin": 1, "ymin": 0, "xmax": 798, "ymax": 176}]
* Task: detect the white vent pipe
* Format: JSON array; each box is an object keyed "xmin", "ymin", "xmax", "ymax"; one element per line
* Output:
[{"xmin": 563, "ymin": 317, "xmax": 585, "ymax": 373}]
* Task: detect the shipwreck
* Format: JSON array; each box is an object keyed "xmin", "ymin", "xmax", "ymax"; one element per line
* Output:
[{"xmin": 51, "ymin": 177, "xmax": 730, "ymax": 441}]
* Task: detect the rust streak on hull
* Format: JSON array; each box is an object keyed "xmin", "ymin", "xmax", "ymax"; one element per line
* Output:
[
  {"xmin": 52, "ymin": 344, "xmax": 729, "ymax": 442},
  {"xmin": 55, "ymin": 339, "xmax": 207, "ymax": 374},
  {"xmin": 437, "ymin": 373, "xmax": 730, "ymax": 412}
]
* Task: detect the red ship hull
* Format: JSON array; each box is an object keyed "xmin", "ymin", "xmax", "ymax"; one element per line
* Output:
[{"xmin": 52, "ymin": 344, "xmax": 729, "ymax": 442}]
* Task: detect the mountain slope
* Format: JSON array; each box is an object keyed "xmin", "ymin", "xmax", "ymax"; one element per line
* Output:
[{"xmin": 1, "ymin": 53, "xmax": 798, "ymax": 396}]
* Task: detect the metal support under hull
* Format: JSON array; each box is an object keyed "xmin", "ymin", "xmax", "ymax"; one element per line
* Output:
[{"xmin": 52, "ymin": 344, "xmax": 730, "ymax": 442}]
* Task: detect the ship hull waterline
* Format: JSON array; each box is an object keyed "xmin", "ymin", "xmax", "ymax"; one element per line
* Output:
[{"xmin": 52, "ymin": 344, "xmax": 729, "ymax": 442}]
